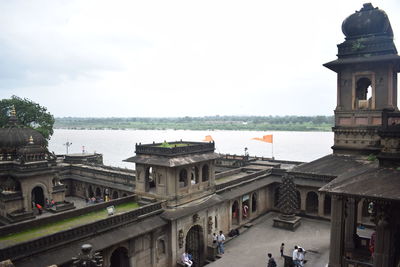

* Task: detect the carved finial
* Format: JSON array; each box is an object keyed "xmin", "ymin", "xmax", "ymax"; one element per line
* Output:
[
  {"xmin": 28, "ymin": 136, "xmax": 34, "ymax": 145},
  {"xmin": 10, "ymin": 105, "xmax": 16, "ymax": 117}
]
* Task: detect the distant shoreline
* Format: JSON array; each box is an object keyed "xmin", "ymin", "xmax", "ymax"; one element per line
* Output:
[{"xmin": 54, "ymin": 115, "xmax": 333, "ymax": 132}]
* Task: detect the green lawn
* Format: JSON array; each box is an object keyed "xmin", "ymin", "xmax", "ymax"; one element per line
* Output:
[{"xmin": 0, "ymin": 202, "xmax": 139, "ymax": 247}]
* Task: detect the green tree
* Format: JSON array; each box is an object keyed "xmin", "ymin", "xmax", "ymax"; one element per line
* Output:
[{"xmin": 0, "ymin": 96, "xmax": 55, "ymax": 142}]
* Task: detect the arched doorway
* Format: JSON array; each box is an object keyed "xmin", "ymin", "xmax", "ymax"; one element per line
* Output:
[
  {"xmin": 145, "ymin": 167, "xmax": 156, "ymax": 192},
  {"xmin": 232, "ymin": 200, "xmax": 239, "ymax": 225},
  {"xmin": 32, "ymin": 186, "xmax": 45, "ymax": 206},
  {"xmin": 306, "ymin": 191, "xmax": 319, "ymax": 214},
  {"xmin": 324, "ymin": 195, "xmax": 331, "ymax": 216},
  {"xmin": 88, "ymin": 186, "xmax": 94, "ymax": 198},
  {"xmin": 110, "ymin": 247, "xmax": 130, "ymax": 267},
  {"xmin": 186, "ymin": 225, "xmax": 205, "ymax": 267},
  {"xmin": 112, "ymin": 191, "xmax": 119, "ymax": 200}
]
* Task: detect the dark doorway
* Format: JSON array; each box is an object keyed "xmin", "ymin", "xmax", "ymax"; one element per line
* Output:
[
  {"xmin": 186, "ymin": 225, "xmax": 205, "ymax": 267},
  {"xmin": 251, "ymin": 193, "xmax": 257, "ymax": 213},
  {"xmin": 145, "ymin": 167, "xmax": 156, "ymax": 192},
  {"xmin": 306, "ymin": 191, "xmax": 319, "ymax": 214},
  {"xmin": 112, "ymin": 191, "xmax": 119, "ymax": 200},
  {"xmin": 32, "ymin": 186, "xmax": 45, "ymax": 206},
  {"xmin": 88, "ymin": 186, "xmax": 94, "ymax": 198},
  {"xmin": 324, "ymin": 195, "xmax": 331, "ymax": 216},
  {"xmin": 232, "ymin": 200, "xmax": 239, "ymax": 225},
  {"xmin": 95, "ymin": 187, "xmax": 102, "ymax": 197},
  {"xmin": 110, "ymin": 247, "xmax": 130, "ymax": 267}
]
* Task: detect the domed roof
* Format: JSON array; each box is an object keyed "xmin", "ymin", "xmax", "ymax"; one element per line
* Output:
[
  {"xmin": 342, "ymin": 3, "xmax": 393, "ymax": 39},
  {"xmin": 0, "ymin": 109, "xmax": 46, "ymax": 150}
]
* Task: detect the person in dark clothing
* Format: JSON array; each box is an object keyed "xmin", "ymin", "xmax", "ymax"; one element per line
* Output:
[{"xmin": 267, "ymin": 253, "xmax": 277, "ymax": 267}]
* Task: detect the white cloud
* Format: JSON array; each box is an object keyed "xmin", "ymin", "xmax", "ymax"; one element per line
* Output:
[{"xmin": 1, "ymin": 0, "xmax": 399, "ymax": 117}]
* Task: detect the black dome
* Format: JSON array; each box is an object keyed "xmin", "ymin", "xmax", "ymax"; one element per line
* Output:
[
  {"xmin": 0, "ymin": 115, "xmax": 46, "ymax": 151},
  {"xmin": 342, "ymin": 3, "xmax": 393, "ymax": 39}
]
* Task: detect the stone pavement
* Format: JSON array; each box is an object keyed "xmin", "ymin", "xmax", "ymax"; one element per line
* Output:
[{"xmin": 207, "ymin": 212, "xmax": 330, "ymax": 267}]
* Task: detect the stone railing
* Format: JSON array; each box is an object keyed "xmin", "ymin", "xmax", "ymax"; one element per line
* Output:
[
  {"xmin": 0, "ymin": 192, "xmax": 22, "ymax": 202},
  {"xmin": 288, "ymin": 171, "xmax": 336, "ymax": 182},
  {"xmin": 135, "ymin": 141, "xmax": 215, "ymax": 156},
  {"xmin": 0, "ymin": 200, "xmax": 163, "ymax": 262},
  {"xmin": 216, "ymin": 169, "xmax": 270, "ymax": 191}
]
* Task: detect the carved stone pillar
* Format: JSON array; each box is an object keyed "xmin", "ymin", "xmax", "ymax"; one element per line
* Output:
[
  {"xmin": 300, "ymin": 191, "xmax": 306, "ymax": 212},
  {"xmin": 238, "ymin": 198, "xmax": 243, "ymax": 225},
  {"xmin": 318, "ymin": 193, "xmax": 325, "ymax": 217},
  {"xmin": 344, "ymin": 198, "xmax": 357, "ymax": 252},
  {"xmin": 328, "ymin": 195, "xmax": 345, "ymax": 267}
]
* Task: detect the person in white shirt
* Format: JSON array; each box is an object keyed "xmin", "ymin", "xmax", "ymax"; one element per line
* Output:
[
  {"xmin": 181, "ymin": 251, "xmax": 193, "ymax": 267},
  {"xmin": 292, "ymin": 246, "xmax": 300, "ymax": 267},
  {"xmin": 217, "ymin": 231, "xmax": 226, "ymax": 254},
  {"xmin": 297, "ymin": 247, "xmax": 305, "ymax": 266}
]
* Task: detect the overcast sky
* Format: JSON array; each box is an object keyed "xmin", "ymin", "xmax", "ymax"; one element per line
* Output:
[{"xmin": 1, "ymin": 1, "xmax": 399, "ymax": 117}]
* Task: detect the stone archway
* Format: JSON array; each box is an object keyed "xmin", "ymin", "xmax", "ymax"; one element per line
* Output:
[
  {"xmin": 110, "ymin": 246, "xmax": 130, "ymax": 267},
  {"xmin": 186, "ymin": 225, "xmax": 205, "ymax": 267},
  {"xmin": 32, "ymin": 186, "xmax": 45, "ymax": 206},
  {"xmin": 306, "ymin": 191, "xmax": 319, "ymax": 214}
]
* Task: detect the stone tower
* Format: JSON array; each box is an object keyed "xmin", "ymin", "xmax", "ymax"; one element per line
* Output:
[
  {"xmin": 126, "ymin": 141, "xmax": 220, "ymax": 207},
  {"xmin": 324, "ymin": 3, "xmax": 400, "ymax": 155}
]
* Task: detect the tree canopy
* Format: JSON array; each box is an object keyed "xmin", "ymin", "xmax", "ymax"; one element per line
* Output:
[{"xmin": 0, "ymin": 96, "xmax": 55, "ymax": 141}]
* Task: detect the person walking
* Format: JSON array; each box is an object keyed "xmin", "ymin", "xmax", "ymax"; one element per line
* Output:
[
  {"xmin": 280, "ymin": 243, "xmax": 285, "ymax": 257},
  {"xmin": 267, "ymin": 253, "xmax": 277, "ymax": 267},
  {"xmin": 217, "ymin": 231, "xmax": 225, "ymax": 255}
]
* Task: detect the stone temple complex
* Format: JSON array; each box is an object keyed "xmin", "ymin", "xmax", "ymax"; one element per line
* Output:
[{"xmin": 0, "ymin": 3, "xmax": 399, "ymax": 267}]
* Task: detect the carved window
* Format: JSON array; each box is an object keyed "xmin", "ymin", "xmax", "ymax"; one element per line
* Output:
[
  {"xmin": 356, "ymin": 77, "xmax": 372, "ymax": 100},
  {"xmin": 145, "ymin": 167, "xmax": 156, "ymax": 191},
  {"xmin": 179, "ymin": 169, "xmax": 188, "ymax": 188},
  {"xmin": 157, "ymin": 239, "xmax": 166, "ymax": 255},
  {"xmin": 202, "ymin": 164, "xmax": 209, "ymax": 182},
  {"xmin": 191, "ymin": 166, "xmax": 199, "ymax": 185}
]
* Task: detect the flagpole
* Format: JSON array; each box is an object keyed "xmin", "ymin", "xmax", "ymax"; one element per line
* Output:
[{"xmin": 271, "ymin": 142, "xmax": 274, "ymax": 160}]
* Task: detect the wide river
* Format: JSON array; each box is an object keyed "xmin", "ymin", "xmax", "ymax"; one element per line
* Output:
[{"xmin": 48, "ymin": 129, "xmax": 333, "ymax": 168}]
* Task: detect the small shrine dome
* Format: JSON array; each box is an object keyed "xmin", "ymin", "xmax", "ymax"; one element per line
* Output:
[
  {"xmin": 342, "ymin": 3, "xmax": 393, "ymax": 38},
  {"xmin": 0, "ymin": 108, "xmax": 46, "ymax": 151}
]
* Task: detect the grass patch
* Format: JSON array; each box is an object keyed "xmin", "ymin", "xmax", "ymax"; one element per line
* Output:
[{"xmin": 0, "ymin": 202, "xmax": 139, "ymax": 247}]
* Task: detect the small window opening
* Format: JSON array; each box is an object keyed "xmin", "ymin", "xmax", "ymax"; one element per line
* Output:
[
  {"xmin": 145, "ymin": 167, "xmax": 156, "ymax": 192},
  {"xmin": 191, "ymin": 166, "xmax": 199, "ymax": 185},
  {"xmin": 179, "ymin": 169, "xmax": 188, "ymax": 188},
  {"xmin": 202, "ymin": 164, "xmax": 209, "ymax": 182}
]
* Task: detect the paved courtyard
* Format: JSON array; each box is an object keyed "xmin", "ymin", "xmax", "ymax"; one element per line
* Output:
[{"xmin": 207, "ymin": 212, "xmax": 330, "ymax": 267}]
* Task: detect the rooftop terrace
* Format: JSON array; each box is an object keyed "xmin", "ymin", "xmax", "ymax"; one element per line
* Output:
[{"xmin": 134, "ymin": 141, "xmax": 215, "ymax": 157}]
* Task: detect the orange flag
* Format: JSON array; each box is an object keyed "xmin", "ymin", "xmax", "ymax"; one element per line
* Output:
[
  {"xmin": 251, "ymin": 134, "xmax": 273, "ymax": 143},
  {"xmin": 203, "ymin": 135, "xmax": 214, "ymax": 142}
]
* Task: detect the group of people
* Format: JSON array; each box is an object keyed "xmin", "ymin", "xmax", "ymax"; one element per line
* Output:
[
  {"xmin": 181, "ymin": 250, "xmax": 194, "ymax": 267},
  {"xmin": 266, "ymin": 243, "xmax": 306, "ymax": 267},
  {"xmin": 213, "ymin": 231, "xmax": 226, "ymax": 255},
  {"xmin": 292, "ymin": 245, "xmax": 306, "ymax": 267}
]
